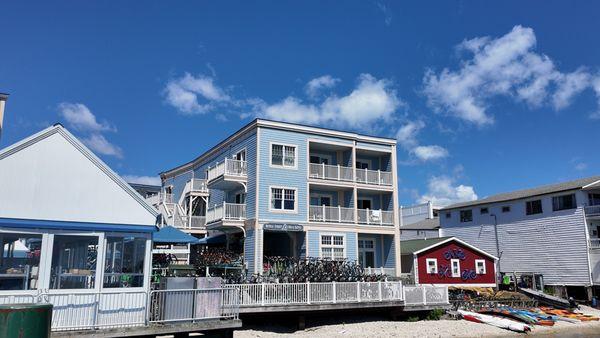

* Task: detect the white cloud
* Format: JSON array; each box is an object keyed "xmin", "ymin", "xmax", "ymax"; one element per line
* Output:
[
  {"xmin": 122, "ymin": 175, "xmax": 161, "ymax": 186},
  {"xmin": 591, "ymin": 76, "xmax": 600, "ymax": 119},
  {"xmin": 395, "ymin": 121, "xmax": 424, "ymax": 148},
  {"xmin": 164, "ymin": 73, "xmax": 230, "ymax": 115},
  {"xmin": 257, "ymin": 74, "xmax": 402, "ymax": 130},
  {"xmin": 411, "ymin": 145, "xmax": 449, "ymax": 161},
  {"xmin": 82, "ymin": 134, "xmax": 123, "ymax": 159},
  {"xmin": 59, "ymin": 103, "xmax": 114, "ymax": 132},
  {"xmin": 418, "ymin": 176, "xmax": 478, "ymax": 207},
  {"xmin": 396, "ymin": 121, "xmax": 449, "ymax": 162},
  {"xmin": 552, "ymin": 69, "xmax": 591, "ymax": 110},
  {"xmin": 375, "ymin": 1, "xmax": 392, "ymax": 26},
  {"xmin": 424, "ymin": 25, "xmax": 600, "ymax": 125},
  {"xmin": 305, "ymin": 75, "xmax": 340, "ymax": 98}
]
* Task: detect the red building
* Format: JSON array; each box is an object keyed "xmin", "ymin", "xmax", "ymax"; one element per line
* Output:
[{"xmin": 401, "ymin": 237, "xmax": 498, "ymax": 287}]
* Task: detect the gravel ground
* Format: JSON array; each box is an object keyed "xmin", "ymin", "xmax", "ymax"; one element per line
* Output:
[{"xmin": 234, "ymin": 306, "xmax": 600, "ymax": 338}]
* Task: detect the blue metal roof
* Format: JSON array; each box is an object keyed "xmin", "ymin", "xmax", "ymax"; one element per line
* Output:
[
  {"xmin": 197, "ymin": 234, "xmax": 226, "ymax": 245},
  {"xmin": 0, "ymin": 217, "xmax": 157, "ymax": 233},
  {"xmin": 153, "ymin": 226, "xmax": 200, "ymax": 244}
]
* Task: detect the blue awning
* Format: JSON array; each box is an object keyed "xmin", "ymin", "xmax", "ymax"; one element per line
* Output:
[
  {"xmin": 153, "ymin": 226, "xmax": 200, "ymax": 244},
  {"xmin": 197, "ymin": 234, "xmax": 226, "ymax": 245},
  {"xmin": 0, "ymin": 217, "xmax": 157, "ymax": 233}
]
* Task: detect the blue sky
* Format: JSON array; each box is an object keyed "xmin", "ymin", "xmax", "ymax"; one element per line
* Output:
[{"xmin": 1, "ymin": 1, "xmax": 599, "ymax": 206}]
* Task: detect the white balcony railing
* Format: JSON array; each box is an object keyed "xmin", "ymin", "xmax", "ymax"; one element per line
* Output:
[
  {"xmin": 309, "ymin": 163, "xmax": 354, "ymax": 182},
  {"xmin": 207, "ymin": 159, "xmax": 247, "ymax": 182},
  {"xmin": 357, "ymin": 209, "xmax": 395, "ymax": 226},
  {"xmin": 309, "ymin": 205, "xmax": 355, "ymax": 223},
  {"xmin": 585, "ymin": 205, "xmax": 600, "ymax": 218},
  {"xmin": 190, "ymin": 178, "xmax": 208, "ymax": 193},
  {"xmin": 189, "ymin": 216, "xmax": 206, "ymax": 229},
  {"xmin": 589, "ymin": 238, "xmax": 600, "ymax": 250},
  {"xmin": 206, "ymin": 202, "xmax": 246, "ymax": 224},
  {"xmin": 355, "ymin": 168, "xmax": 393, "ymax": 186}
]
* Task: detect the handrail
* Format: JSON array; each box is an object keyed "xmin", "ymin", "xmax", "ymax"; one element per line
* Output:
[
  {"xmin": 309, "ymin": 163, "xmax": 354, "ymax": 182},
  {"xmin": 206, "ymin": 202, "xmax": 246, "ymax": 223},
  {"xmin": 355, "ymin": 168, "xmax": 393, "ymax": 186},
  {"xmin": 357, "ymin": 208, "xmax": 395, "ymax": 226},
  {"xmin": 585, "ymin": 205, "xmax": 600, "ymax": 217},
  {"xmin": 309, "ymin": 205, "xmax": 355, "ymax": 223},
  {"xmin": 207, "ymin": 159, "xmax": 247, "ymax": 182}
]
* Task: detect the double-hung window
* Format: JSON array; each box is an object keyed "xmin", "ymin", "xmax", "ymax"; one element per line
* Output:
[
  {"xmin": 426, "ymin": 258, "xmax": 438, "ymax": 274},
  {"xmin": 526, "ymin": 200, "xmax": 543, "ymax": 215},
  {"xmin": 475, "ymin": 259, "xmax": 486, "ymax": 274},
  {"xmin": 451, "ymin": 259, "xmax": 461, "ymax": 277},
  {"xmin": 321, "ymin": 235, "xmax": 345, "ymax": 260},
  {"xmin": 270, "ymin": 187, "xmax": 296, "ymax": 212},
  {"xmin": 460, "ymin": 210, "xmax": 473, "ymax": 222},
  {"xmin": 271, "ymin": 144, "xmax": 296, "ymax": 168}
]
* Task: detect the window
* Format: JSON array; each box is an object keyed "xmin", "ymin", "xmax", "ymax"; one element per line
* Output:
[
  {"xmin": 589, "ymin": 193, "xmax": 600, "ymax": 206},
  {"xmin": 475, "ymin": 259, "xmax": 486, "ymax": 274},
  {"xmin": 526, "ymin": 200, "xmax": 543, "ymax": 215},
  {"xmin": 460, "ymin": 210, "xmax": 473, "ymax": 222},
  {"xmin": 321, "ymin": 235, "xmax": 345, "ymax": 260},
  {"xmin": 445, "ymin": 212, "xmax": 451, "ymax": 219},
  {"xmin": 357, "ymin": 199, "xmax": 372, "ymax": 210},
  {"xmin": 104, "ymin": 236, "xmax": 147, "ymax": 288},
  {"xmin": 50, "ymin": 235, "xmax": 99, "ymax": 289},
  {"xmin": 271, "ymin": 144, "xmax": 296, "ymax": 168},
  {"xmin": 480, "ymin": 207, "xmax": 489, "ymax": 214},
  {"xmin": 426, "ymin": 258, "xmax": 438, "ymax": 274},
  {"xmin": 502, "ymin": 206, "xmax": 511, "ymax": 213},
  {"xmin": 0, "ymin": 233, "xmax": 42, "ymax": 290},
  {"xmin": 451, "ymin": 259, "xmax": 460, "ymax": 277},
  {"xmin": 358, "ymin": 239, "xmax": 375, "ymax": 268},
  {"xmin": 355, "ymin": 161, "xmax": 370, "ymax": 169},
  {"xmin": 553, "ymin": 194, "xmax": 577, "ymax": 211},
  {"xmin": 270, "ymin": 187, "xmax": 296, "ymax": 212},
  {"xmin": 234, "ymin": 149, "xmax": 246, "ymax": 162}
]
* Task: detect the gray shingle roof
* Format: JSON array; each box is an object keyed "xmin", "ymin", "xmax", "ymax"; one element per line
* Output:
[
  {"xmin": 401, "ymin": 217, "xmax": 440, "ymax": 230},
  {"xmin": 442, "ymin": 175, "xmax": 600, "ymax": 210},
  {"xmin": 400, "ymin": 237, "xmax": 453, "ymax": 255}
]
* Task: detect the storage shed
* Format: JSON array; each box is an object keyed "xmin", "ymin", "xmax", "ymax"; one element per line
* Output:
[{"xmin": 401, "ymin": 237, "xmax": 497, "ymax": 287}]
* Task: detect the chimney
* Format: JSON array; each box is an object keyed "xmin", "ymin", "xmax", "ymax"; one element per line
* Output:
[{"xmin": 0, "ymin": 93, "xmax": 8, "ymax": 140}]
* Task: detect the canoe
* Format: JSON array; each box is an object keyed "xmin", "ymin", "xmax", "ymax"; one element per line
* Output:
[{"xmin": 458, "ymin": 310, "xmax": 533, "ymax": 333}]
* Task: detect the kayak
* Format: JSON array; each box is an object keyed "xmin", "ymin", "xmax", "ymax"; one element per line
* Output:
[
  {"xmin": 458, "ymin": 309, "xmax": 533, "ymax": 333},
  {"xmin": 539, "ymin": 307, "xmax": 599, "ymax": 322}
]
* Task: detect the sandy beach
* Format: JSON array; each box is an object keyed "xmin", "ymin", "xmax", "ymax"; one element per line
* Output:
[{"xmin": 235, "ymin": 306, "xmax": 600, "ymax": 338}]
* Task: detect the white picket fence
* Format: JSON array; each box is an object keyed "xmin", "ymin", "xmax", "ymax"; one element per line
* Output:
[{"xmin": 222, "ymin": 282, "xmax": 447, "ymax": 307}]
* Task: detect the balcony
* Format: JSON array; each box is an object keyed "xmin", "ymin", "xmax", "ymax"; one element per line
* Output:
[
  {"xmin": 206, "ymin": 202, "xmax": 246, "ymax": 224},
  {"xmin": 309, "ymin": 205, "xmax": 355, "ymax": 223},
  {"xmin": 206, "ymin": 159, "xmax": 247, "ymax": 190},
  {"xmin": 355, "ymin": 168, "xmax": 393, "ymax": 186},
  {"xmin": 189, "ymin": 216, "xmax": 207, "ymax": 230},
  {"xmin": 188, "ymin": 178, "xmax": 208, "ymax": 194},
  {"xmin": 590, "ymin": 239, "xmax": 600, "ymax": 250},
  {"xmin": 309, "ymin": 163, "xmax": 353, "ymax": 182},
  {"xmin": 585, "ymin": 205, "xmax": 600, "ymax": 219},
  {"xmin": 357, "ymin": 209, "xmax": 395, "ymax": 226}
]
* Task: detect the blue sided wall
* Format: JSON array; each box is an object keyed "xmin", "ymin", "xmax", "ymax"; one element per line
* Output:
[{"xmin": 244, "ymin": 228, "xmax": 256, "ymax": 274}]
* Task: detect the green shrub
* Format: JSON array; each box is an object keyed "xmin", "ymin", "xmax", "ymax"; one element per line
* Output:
[
  {"xmin": 426, "ymin": 309, "xmax": 445, "ymax": 320},
  {"xmin": 406, "ymin": 316, "xmax": 420, "ymax": 322}
]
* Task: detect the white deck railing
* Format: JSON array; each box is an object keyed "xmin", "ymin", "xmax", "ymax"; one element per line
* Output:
[
  {"xmin": 589, "ymin": 238, "xmax": 600, "ymax": 250},
  {"xmin": 585, "ymin": 205, "xmax": 600, "ymax": 218},
  {"xmin": 223, "ymin": 281, "xmax": 406, "ymax": 307},
  {"xmin": 206, "ymin": 202, "xmax": 246, "ymax": 224},
  {"xmin": 0, "ymin": 289, "xmax": 239, "ymax": 331},
  {"xmin": 190, "ymin": 178, "xmax": 208, "ymax": 193},
  {"xmin": 189, "ymin": 216, "xmax": 207, "ymax": 229},
  {"xmin": 207, "ymin": 159, "xmax": 247, "ymax": 182},
  {"xmin": 309, "ymin": 163, "xmax": 354, "ymax": 182},
  {"xmin": 309, "ymin": 205, "xmax": 355, "ymax": 223},
  {"xmin": 403, "ymin": 285, "xmax": 449, "ymax": 305},
  {"xmin": 357, "ymin": 209, "xmax": 395, "ymax": 226},
  {"xmin": 355, "ymin": 168, "xmax": 393, "ymax": 186}
]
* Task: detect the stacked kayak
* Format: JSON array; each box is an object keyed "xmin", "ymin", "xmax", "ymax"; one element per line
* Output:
[
  {"xmin": 478, "ymin": 307, "xmax": 555, "ymax": 326},
  {"xmin": 538, "ymin": 307, "xmax": 600, "ymax": 322},
  {"xmin": 457, "ymin": 310, "xmax": 533, "ymax": 333}
]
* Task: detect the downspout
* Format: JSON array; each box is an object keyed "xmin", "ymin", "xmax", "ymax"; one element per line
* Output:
[{"xmin": 0, "ymin": 93, "xmax": 9, "ymax": 141}]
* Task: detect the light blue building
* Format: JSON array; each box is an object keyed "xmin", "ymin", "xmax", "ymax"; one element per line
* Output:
[
  {"xmin": 439, "ymin": 176, "xmax": 600, "ymax": 299},
  {"xmin": 158, "ymin": 119, "xmax": 401, "ymax": 276}
]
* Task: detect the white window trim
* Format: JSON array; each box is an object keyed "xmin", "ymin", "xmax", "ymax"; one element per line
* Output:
[
  {"xmin": 451, "ymin": 259, "xmax": 460, "ymax": 277},
  {"xmin": 268, "ymin": 186, "xmax": 298, "ymax": 214},
  {"xmin": 269, "ymin": 142, "xmax": 298, "ymax": 170},
  {"xmin": 475, "ymin": 259, "xmax": 486, "ymax": 274},
  {"xmin": 426, "ymin": 258, "xmax": 438, "ymax": 274},
  {"xmin": 319, "ymin": 233, "xmax": 347, "ymax": 260}
]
